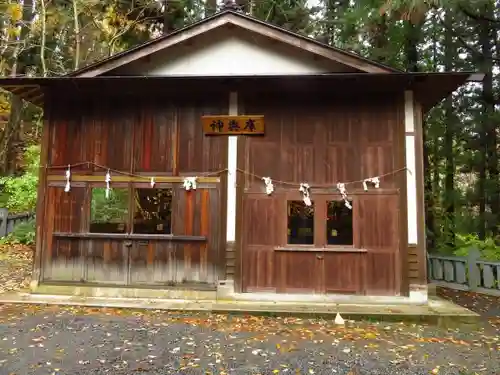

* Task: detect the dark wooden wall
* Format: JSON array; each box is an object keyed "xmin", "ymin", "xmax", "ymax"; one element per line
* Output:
[
  {"xmin": 236, "ymin": 93, "xmax": 408, "ymax": 296},
  {"xmin": 35, "ymin": 86, "xmax": 413, "ymax": 296},
  {"xmin": 38, "ymin": 91, "xmax": 228, "ymax": 288},
  {"xmin": 48, "ymin": 93, "xmax": 228, "ymax": 174}
]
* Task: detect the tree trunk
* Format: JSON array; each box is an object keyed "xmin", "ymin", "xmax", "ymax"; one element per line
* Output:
[
  {"xmin": 371, "ymin": 14, "xmax": 388, "ymax": 63},
  {"xmin": 0, "ymin": 95, "xmax": 22, "ymax": 175},
  {"xmin": 72, "ymin": 0, "xmax": 81, "ymax": 70},
  {"xmin": 477, "ymin": 2, "xmax": 495, "ymax": 239},
  {"xmin": 1, "ymin": 0, "xmax": 35, "ymax": 174},
  {"xmin": 404, "ymin": 20, "xmax": 421, "ymax": 72},
  {"xmin": 443, "ymin": 10, "xmax": 455, "ymax": 248},
  {"xmin": 40, "ymin": 0, "xmax": 48, "ymax": 76},
  {"xmin": 481, "ymin": 4, "xmax": 498, "ymax": 237}
]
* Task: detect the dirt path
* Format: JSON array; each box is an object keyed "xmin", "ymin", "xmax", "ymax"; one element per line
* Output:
[
  {"xmin": 437, "ymin": 286, "xmax": 500, "ymax": 333},
  {"xmin": 0, "ymin": 244, "xmax": 32, "ymax": 294}
]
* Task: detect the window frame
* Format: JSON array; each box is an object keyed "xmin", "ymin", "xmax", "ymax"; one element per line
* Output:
[
  {"xmin": 87, "ymin": 182, "xmax": 176, "ymax": 236},
  {"xmin": 286, "ymin": 199, "xmax": 315, "ymax": 246},
  {"xmin": 325, "ymin": 199, "xmax": 354, "ymax": 248},
  {"xmin": 130, "ymin": 183, "xmax": 174, "ymax": 235},
  {"xmin": 283, "ymin": 192, "xmax": 355, "ymax": 250},
  {"xmin": 88, "ymin": 182, "xmax": 131, "ymax": 234}
]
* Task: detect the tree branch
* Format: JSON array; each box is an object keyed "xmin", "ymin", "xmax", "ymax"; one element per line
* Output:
[{"xmin": 457, "ymin": 4, "xmax": 500, "ymax": 25}]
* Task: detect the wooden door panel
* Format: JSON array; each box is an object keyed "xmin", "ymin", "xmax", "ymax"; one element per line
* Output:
[
  {"xmin": 322, "ymin": 252, "xmax": 365, "ymax": 294},
  {"xmin": 171, "ymin": 187, "xmax": 220, "ymax": 286},
  {"xmin": 241, "ymin": 194, "xmax": 285, "ymax": 292},
  {"xmin": 364, "ymin": 252, "xmax": 397, "ymax": 294},
  {"xmin": 354, "ymin": 193, "xmax": 400, "ymax": 295},
  {"xmin": 43, "ymin": 187, "xmax": 86, "ymax": 281},
  {"xmin": 243, "ymin": 245, "xmax": 275, "ymax": 292},
  {"xmin": 275, "ymin": 251, "xmax": 322, "ymax": 293},
  {"xmin": 85, "ymin": 239, "xmax": 128, "ymax": 284}
]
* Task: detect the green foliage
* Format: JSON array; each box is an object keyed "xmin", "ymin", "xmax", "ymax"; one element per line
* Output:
[
  {"xmin": 91, "ymin": 188, "xmax": 129, "ymax": 223},
  {"xmin": 453, "ymin": 233, "xmax": 500, "ymax": 261},
  {"xmin": 0, "ymin": 218, "xmax": 36, "ymax": 245},
  {"xmin": 0, "ymin": 145, "xmax": 40, "ymax": 214},
  {"xmin": 1, "ymin": 0, "xmax": 499, "ymax": 259}
]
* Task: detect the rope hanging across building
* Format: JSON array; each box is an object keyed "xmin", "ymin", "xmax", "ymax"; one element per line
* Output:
[
  {"xmin": 44, "ymin": 161, "xmax": 409, "ymax": 189},
  {"xmin": 45, "ymin": 161, "xmax": 409, "ymax": 209}
]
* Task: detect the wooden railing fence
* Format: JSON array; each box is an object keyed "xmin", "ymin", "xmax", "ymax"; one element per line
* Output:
[
  {"xmin": 427, "ymin": 249, "xmax": 500, "ymax": 296},
  {"xmin": 0, "ymin": 208, "xmax": 34, "ymax": 237}
]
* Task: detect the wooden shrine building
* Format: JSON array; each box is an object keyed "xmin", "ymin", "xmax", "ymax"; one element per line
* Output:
[{"xmin": 0, "ymin": 8, "xmax": 481, "ymax": 302}]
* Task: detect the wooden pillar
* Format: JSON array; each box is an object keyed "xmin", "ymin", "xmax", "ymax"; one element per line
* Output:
[
  {"xmin": 404, "ymin": 90, "xmax": 428, "ymax": 301},
  {"xmin": 32, "ymin": 92, "xmax": 51, "ymax": 289},
  {"xmin": 223, "ymin": 91, "xmax": 240, "ymax": 289}
]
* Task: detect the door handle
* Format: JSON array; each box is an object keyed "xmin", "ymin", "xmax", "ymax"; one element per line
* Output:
[
  {"xmin": 316, "ymin": 254, "xmax": 324, "ymax": 260},
  {"xmin": 124, "ymin": 241, "xmax": 133, "ymax": 247}
]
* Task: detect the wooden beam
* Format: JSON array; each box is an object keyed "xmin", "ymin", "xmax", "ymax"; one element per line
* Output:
[
  {"xmin": 32, "ymin": 94, "xmax": 51, "ymax": 288},
  {"xmin": 53, "ymin": 232, "xmax": 207, "ymax": 241},
  {"xmin": 413, "ymin": 99, "xmax": 428, "ymax": 284},
  {"xmin": 47, "ymin": 175, "xmax": 220, "ymax": 183}
]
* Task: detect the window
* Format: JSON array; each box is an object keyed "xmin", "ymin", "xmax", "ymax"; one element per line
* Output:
[
  {"xmin": 133, "ymin": 188, "xmax": 173, "ymax": 234},
  {"xmin": 90, "ymin": 188, "xmax": 129, "ymax": 233},
  {"xmin": 287, "ymin": 201, "xmax": 314, "ymax": 245},
  {"xmin": 327, "ymin": 201, "xmax": 353, "ymax": 245}
]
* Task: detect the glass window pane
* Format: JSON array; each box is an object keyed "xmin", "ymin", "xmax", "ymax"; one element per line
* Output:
[
  {"xmin": 133, "ymin": 188, "xmax": 172, "ymax": 234},
  {"xmin": 287, "ymin": 200, "xmax": 314, "ymax": 245},
  {"xmin": 90, "ymin": 188, "xmax": 129, "ymax": 233},
  {"xmin": 327, "ymin": 201, "xmax": 353, "ymax": 245}
]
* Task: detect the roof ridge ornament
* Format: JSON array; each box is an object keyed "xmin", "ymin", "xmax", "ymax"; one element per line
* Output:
[{"xmin": 220, "ymin": 0, "xmax": 242, "ymax": 12}]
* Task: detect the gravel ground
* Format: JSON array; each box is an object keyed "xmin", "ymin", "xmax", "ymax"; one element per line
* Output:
[
  {"xmin": 0, "ymin": 248, "xmax": 499, "ymax": 374},
  {"xmin": 0, "ymin": 304, "xmax": 499, "ymax": 375}
]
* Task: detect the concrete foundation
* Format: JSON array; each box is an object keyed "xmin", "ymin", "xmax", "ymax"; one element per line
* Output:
[
  {"xmin": 6, "ymin": 280, "xmax": 476, "ymax": 325},
  {"xmin": 0, "ymin": 290, "xmax": 479, "ymax": 327},
  {"xmin": 31, "ymin": 280, "xmax": 430, "ymax": 306}
]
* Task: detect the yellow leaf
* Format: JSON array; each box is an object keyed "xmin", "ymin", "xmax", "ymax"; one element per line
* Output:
[{"xmin": 7, "ymin": 4, "xmax": 22, "ymax": 22}]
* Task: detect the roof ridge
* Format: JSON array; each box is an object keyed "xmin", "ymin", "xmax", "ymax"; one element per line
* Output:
[{"xmin": 67, "ymin": 9, "xmax": 402, "ymax": 77}]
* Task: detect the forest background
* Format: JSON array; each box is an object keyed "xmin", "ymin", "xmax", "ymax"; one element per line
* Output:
[{"xmin": 0, "ymin": 0, "xmax": 499, "ymax": 259}]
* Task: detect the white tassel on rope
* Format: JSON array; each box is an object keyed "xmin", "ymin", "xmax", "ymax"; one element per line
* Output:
[
  {"xmin": 183, "ymin": 177, "xmax": 198, "ymax": 191},
  {"xmin": 64, "ymin": 165, "xmax": 71, "ymax": 193},
  {"xmin": 336, "ymin": 183, "xmax": 352, "ymax": 210},
  {"xmin": 150, "ymin": 177, "xmax": 156, "ymax": 188},
  {"xmin": 362, "ymin": 176, "xmax": 380, "ymax": 191},
  {"xmin": 299, "ymin": 183, "xmax": 312, "ymax": 206},
  {"xmin": 262, "ymin": 177, "xmax": 274, "ymax": 195},
  {"xmin": 105, "ymin": 170, "xmax": 111, "ymax": 199}
]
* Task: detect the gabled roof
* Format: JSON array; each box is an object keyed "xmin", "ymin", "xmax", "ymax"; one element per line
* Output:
[
  {"xmin": 69, "ymin": 9, "xmax": 402, "ymax": 77},
  {"xmin": 0, "ymin": 10, "xmax": 484, "ymax": 109}
]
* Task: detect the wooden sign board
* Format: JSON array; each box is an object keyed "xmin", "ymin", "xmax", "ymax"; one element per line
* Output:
[{"xmin": 202, "ymin": 115, "xmax": 265, "ymax": 135}]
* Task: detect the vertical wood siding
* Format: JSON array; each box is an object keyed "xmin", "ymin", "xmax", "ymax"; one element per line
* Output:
[
  {"xmin": 41, "ymin": 92, "xmax": 227, "ymax": 287},
  {"xmin": 238, "ymin": 93, "xmax": 406, "ymax": 295}
]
